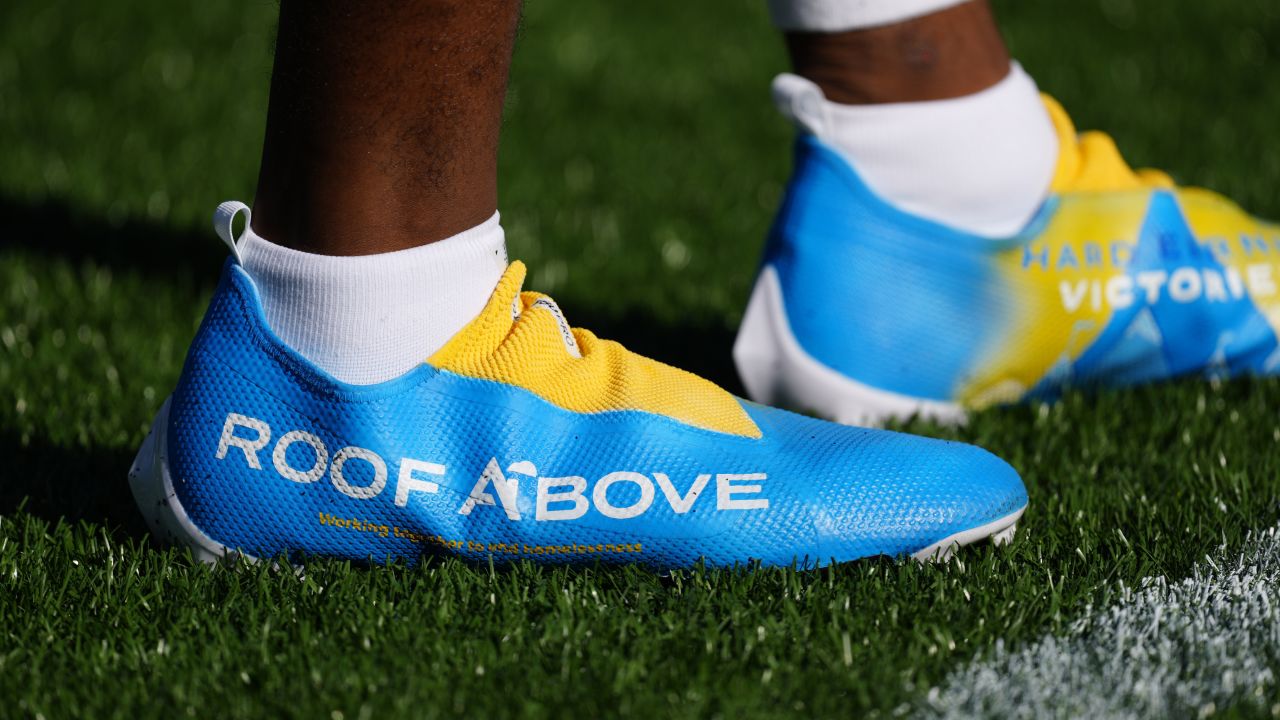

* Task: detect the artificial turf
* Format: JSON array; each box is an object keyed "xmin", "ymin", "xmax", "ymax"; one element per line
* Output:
[{"xmin": 3, "ymin": 0, "xmax": 1280, "ymax": 717}]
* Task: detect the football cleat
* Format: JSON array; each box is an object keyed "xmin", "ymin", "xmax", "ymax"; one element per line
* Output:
[
  {"xmin": 736, "ymin": 75, "xmax": 1280, "ymax": 426},
  {"xmin": 128, "ymin": 203, "xmax": 1027, "ymax": 569}
]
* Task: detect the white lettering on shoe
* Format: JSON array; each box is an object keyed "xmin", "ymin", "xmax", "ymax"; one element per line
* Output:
[
  {"xmin": 459, "ymin": 458, "xmax": 522, "ymax": 520},
  {"xmin": 653, "ymin": 473, "xmax": 710, "ymax": 514},
  {"xmin": 213, "ymin": 415, "xmax": 769, "ymax": 521},
  {"xmin": 216, "ymin": 413, "xmax": 270, "ymax": 470},
  {"xmin": 1103, "ymin": 275, "xmax": 1134, "ymax": 309},
  {"xmin": 272, "ymin": 430, "xmax": 327, "ymax": 483},
  {"xmin": 592, "ymin": 471, "xmax": 654, "ymax": 520},
  {"xmin": 395, "ymin": 459, "xmax": 445, "ymax": 507},
  {"xmin": 330, "ymin": 446, "xmax": 387, "ymax": 500},
  {"xmin": 1056, "ymin": 264, "xmax": 1277, "ymax": 313},
  {"xmin": 1060, "ymin": 280, "xmax": 1089, "ymax": 313},
  {"xmin": 1168, "ymin": 268, "xmax": 1201, "ymax": 303},
  {"xmin": 1135, "ymin": 271, "xmax": 1169, "ymax": 305},
  {"xmin": 536, "ymin": 476, "xmax": 589, "ymax": 521},
  {"xmin": 1247, "ymin": 264, "xmax": 1276, "ymax": 297},
  {"xmin": 716, "ymin": 473, "xmax": 770, "ymax": 511}
]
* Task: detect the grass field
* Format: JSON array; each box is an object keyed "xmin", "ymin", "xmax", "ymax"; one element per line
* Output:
[{"xmin": 3, "ymin": 0, "xmax": 1280, "ymax": 717}]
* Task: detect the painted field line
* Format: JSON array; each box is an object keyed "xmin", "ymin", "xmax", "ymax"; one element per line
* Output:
[{"xmin": 922, "ymin": 525, "xmax": 1280, "ymax": 719}]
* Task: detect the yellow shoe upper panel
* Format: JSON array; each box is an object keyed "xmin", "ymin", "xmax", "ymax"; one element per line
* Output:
[{"xmin": 430, "ymin": 262, "xmax": 762, "ymax": 438}]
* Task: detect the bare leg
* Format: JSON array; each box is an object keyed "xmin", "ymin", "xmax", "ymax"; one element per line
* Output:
[{"xmin": 252, "ymin": 0, "xmax": 522, "ymax": 255}]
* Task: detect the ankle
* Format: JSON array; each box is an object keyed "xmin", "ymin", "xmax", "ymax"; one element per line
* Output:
[
  {"xmin": 783, "ymin": 0, "xmax": 1010, "ymax": 104},
  {"xmin": 238, "ymin": 210, "xmax": 508, "ymax": 384},
  {"xmin": 251, "ymin": 162, "xmax": 497, "ymax": 256}
]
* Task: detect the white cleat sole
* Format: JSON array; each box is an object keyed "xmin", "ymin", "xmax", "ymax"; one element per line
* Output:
[
  {"xmin": 910, "ymin": 505, "xmax": 1026, "ymax": 563},
  {"xmin": 734, "ymin": 265, "xmax": 966, "ymax": 427},
  {"xmin": 128, "ymin": 397, "xmax": 237, "ymax": 564}
]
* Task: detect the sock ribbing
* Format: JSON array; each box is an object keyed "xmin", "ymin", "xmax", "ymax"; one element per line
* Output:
[
  {"xmin": 774, "ymin": 64, "xmax": 1058, "ymax": 237},
  {"xmin": 766, "ymin": 0, "xmax": 968, "ymax": 32},
  {"xmin": 238, "ymin": 213, "xmax": 507, "ymax": 385}
]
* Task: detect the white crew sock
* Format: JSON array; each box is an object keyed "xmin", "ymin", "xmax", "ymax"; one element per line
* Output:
[
  {"xmin": 767, "ymin": 0, "xmax": 968, "ymax": 32},
  {"xmin": 773, "ymin": 64, "xmax": 1058, "ymax": 237},
  {"xmin": 237, "ymin": 213, "xmax": 507, "ymax": 385}
]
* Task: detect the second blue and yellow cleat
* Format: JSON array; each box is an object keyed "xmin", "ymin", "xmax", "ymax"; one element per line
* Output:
[{"xmin": 737, "ymin": 76, "xmax": 1280, "ymax": 425}]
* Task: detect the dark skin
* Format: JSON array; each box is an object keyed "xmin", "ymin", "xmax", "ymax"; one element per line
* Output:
[
  {"xmin": 785, "ymin": 1, "xmax": 1011, "ymax": 104},
  {"xmin": 252, "ymin": 0, "xmax": 1009, "ymax": 256},
  {"xmin": 252, "ymin": 0, "xmax": 522, "ymax": 255}
]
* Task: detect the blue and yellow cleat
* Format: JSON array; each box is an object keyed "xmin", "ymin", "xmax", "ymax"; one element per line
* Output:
[
  {"xmin": 736, "ymin": 76, "xmax": 1280, "ymax": 426},
  {"xmin": 128, "ymin": 208, "xmax": 1026, "ymax": 569}
]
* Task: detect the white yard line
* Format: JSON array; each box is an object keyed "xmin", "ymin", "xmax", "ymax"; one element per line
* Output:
[{"xmin": 923, "ymin": 526, "xmax": 1280, "ymax": 719}]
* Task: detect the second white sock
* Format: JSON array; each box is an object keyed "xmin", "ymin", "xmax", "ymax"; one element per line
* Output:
[
  {"xmin": 767, "ymin": 0, "xmax": 968, "ymax": 32},
  {"xmin": 773, "ymin": 63, "xmax": 1058, "ymax": 237},
  {"xmin": 237, "ymin": 213, "xmax": 508, "ymax": 385}
]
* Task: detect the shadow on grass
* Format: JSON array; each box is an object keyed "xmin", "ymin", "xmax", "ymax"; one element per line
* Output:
[
  {"xmin": 3, "ymin": 431, "xmax": 151, "ymax": 540},
  {"xmin": 0, "ymin": 194, "xmax": 226, "ymax": 283},
  {"xmin": 1, "ymin": 195, "xmax": 747, "ymax": 533}
]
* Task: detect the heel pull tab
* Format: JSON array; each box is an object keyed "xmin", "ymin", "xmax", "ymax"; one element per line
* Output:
[
  {"xmin": 771, "ymin": 73, "xmax": 829, "ymax": 138},
  {"xmin": 212, "ymin": 201, "xmax": 252, "ymax": 263}
]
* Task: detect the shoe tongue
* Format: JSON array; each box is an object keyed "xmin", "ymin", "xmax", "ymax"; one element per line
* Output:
[
  {"xmin": 1044, "ymin": 95, "xmax": 1171, "ymax": 192},
  {"xmin": 521, "ymin": 295, "xmax": 582, "ymax": 358},
  {"xmin": 429, "ymin": 262, "xmax": 763, "ymax": 439},
  {"xmin": 431, "ymin": 262, "xmax": 528, "ymax": 365},
  {"xmin": 430, "ymin": 261, "xmax": 581, "ymax": 366}
]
